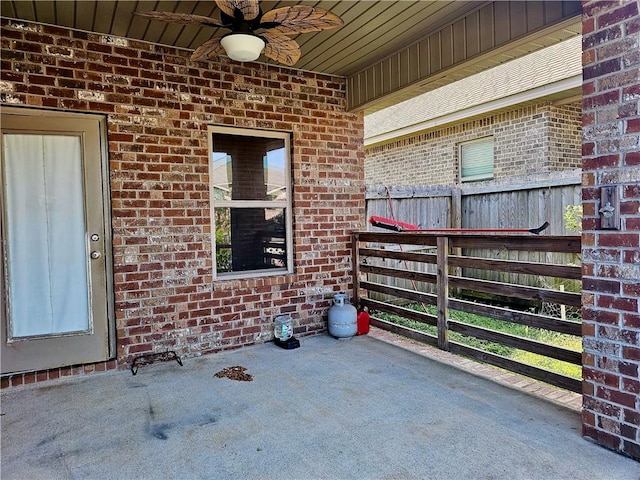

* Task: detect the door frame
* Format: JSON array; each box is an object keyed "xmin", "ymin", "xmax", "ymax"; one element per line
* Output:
[{"xmin": 0, "ymin": 106, "xmax": 116, "ymax": 373}]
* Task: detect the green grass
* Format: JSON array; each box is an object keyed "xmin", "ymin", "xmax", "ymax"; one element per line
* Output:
[{"xmin": 377, "ymin": 303, "xmax": 582, "ymax": 379}]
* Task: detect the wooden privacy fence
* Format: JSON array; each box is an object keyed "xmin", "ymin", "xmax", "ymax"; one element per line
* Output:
[
  {"xmin": 352, "ymin": 231, "xmax": 582, "ymax": 393},
  {"xmin": 366, "ymin": 170, "xmax": 581, "ymax": 235},
  {"xmin": 366, "ymin": 171, "xmax": 582, "ymax": 287}
]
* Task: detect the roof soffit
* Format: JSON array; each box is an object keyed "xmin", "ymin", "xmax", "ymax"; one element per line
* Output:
[
  {"xmin": 0, "ymin": 1, "xmax": 582, "ymax": 113},
  {"xmin": 348, "ymin": 1, "xmax": 582, "ymax": 113}
]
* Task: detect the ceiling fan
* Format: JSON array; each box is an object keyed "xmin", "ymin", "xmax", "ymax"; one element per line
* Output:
[{"xmin": 135, "ymin": 0, "xmax": 344, "ymax": 66}]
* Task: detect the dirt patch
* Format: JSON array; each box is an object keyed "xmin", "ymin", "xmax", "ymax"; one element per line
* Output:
[{"xmin": 214, "ymin": 366, "xmax": 253, "ymax": 382}]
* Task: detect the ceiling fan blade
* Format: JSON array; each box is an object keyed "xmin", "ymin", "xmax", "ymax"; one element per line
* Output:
[
  {"xmin": 261, "ymin": 31, "xmax": 301, "ymax": 66},
  {"xmin": 190, "ymin": 37, "xmax": 226, "ymax": 62},
  {"xmin": 260, "ymin": 6, "xmax": 344, "ymax": 35},
  {"xmin": 135, "ymin": 11, "xmax": 225, "ymax": 28},
  {"xmin": 215, "ymin": 0, "xmax": 260, "ymax": 21}
]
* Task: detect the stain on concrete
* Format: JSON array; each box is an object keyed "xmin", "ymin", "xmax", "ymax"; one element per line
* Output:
[
  {"xmin": 149, "ymin": 423, "xmax": 171, "ymax": 440},
  {"xmin": 36, "ymin": 434, "xmax": 58, "ymax": 448}
]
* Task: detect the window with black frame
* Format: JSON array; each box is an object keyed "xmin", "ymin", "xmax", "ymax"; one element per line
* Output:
[{"xmin": 209, "ymin": 126, "xmax": 292, "ymax": 279}]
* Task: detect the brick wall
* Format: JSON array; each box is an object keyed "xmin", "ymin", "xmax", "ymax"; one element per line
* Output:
[
  {"xmin": 547, "ymin": 102, "xmax": 583, "ymax": 171},
  {"xmin": 365, "ymin": 102, "xmax": 582, "ymax": 186},
  {"xmin": 581, "ymin": 0, "xmax": 640, "ymax": 461},
  {"xmin": 0, "ymin": 19, "xmax": 364, "ymax": 387}
]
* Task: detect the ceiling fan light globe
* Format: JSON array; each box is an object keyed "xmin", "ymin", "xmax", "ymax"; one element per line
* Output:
[{"xmin": 221, "ymin": 34, "xmax": 265, "ymax": 62}]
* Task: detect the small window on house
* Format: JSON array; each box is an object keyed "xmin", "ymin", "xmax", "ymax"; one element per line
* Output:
[
  {"xmin": 209, "ymin": 126, "xmax": 293, "ymax": 279},
  {"xmin": 460, "ymin": 137, "xmax": 494, "ymax": 182}
]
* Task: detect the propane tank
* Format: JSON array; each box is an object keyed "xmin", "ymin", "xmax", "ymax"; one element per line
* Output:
[
  {"xmin": 328, "ymin": 293, "xmax": 357, "ymax": 339},
  {"xmin": 357, "ymin": 305, "xmax": 370, "ymax": 335}
]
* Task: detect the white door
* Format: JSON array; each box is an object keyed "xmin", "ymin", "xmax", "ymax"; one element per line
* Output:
[{"xmin": 1, "ymin": 109, "xmax": 113, "ymax": 374}]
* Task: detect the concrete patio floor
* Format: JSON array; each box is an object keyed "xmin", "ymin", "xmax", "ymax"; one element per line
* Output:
[{"xmin": 1, "ymin": 330, "xmax": 638, "ymax": 480}]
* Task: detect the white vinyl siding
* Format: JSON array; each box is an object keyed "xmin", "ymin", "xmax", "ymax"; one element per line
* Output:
[{"xmin": 460, "ymin": 137, "xmax": 494, "ymax": 182}]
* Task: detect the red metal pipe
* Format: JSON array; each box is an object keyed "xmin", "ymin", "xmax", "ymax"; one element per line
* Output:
[{"xmin": 369, "ymin": 216, "xmax": 549, "ymax": 235}]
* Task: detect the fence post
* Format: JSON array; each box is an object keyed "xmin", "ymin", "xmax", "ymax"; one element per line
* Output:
[
  {"xmin": 451, "ymin": 187, "xmax": 462, "ymax": 229},
  {"xmin": 437, "ymin": 236, "xmax": 450, "ymax": 351},
  {"xmin": 450, "ymin": 187, "xmax": 463, "ymax": 294},
  {"xmin": 351, "ymin": 232, "xmax": 360, "ymax": 310}
]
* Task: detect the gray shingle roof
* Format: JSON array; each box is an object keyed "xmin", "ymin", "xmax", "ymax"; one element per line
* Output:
[{"xmin": 365, "ymin": 36, "xmax": 582, "ymax": 143}]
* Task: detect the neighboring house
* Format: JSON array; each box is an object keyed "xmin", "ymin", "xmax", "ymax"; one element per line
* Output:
[{"xmin": 364, "ymin": 37, "xmax": 582, "ymax": 188}]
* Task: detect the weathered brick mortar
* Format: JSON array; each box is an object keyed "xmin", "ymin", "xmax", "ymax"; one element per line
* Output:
[
  {"xmin": 581, "ymin": 0, "xmax": 640, "ymax": 461},
  {"xmin": 0, "ymin": 18, "xmax": 364, "ymax": 387}
]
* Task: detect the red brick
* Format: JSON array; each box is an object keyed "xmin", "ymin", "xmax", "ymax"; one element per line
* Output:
[
  {"xmin": 15, "ymin": 84, "xmax": 46, "ymax": 95},
  {"xmin": 624, "ymin": 182, "xmax": 640, "ymax": 198},
  {"xmin": 622, "ymin": 346, "xmax": 640, "ymax": 361},
  {"xmin": 624, "ymin": 408, "xmax": 640, "ymax": 427},
  {"xmin": 583, "ymin": 395, "xmax": 622, "ymax": 418},
  {"xmin": 621, "ymin": 200, "xmax": 640, "ymax": 215},
  {"xmin": 88, "ymin": 102, "xmax": 115, "ymax": 112},
  {"xmin": 0, "ymin": 71, "xmax": 24, "ymax": 83},
  {"xmin": 582, "ymin": 321, "xmax": 596, "ymax": 337},
  {"xmin": 28, "ymin": 74, "xmax": 56, "ymax": 86},
  {"xmin": 598, "ymin": 233, "xmax": 639, "ymax": 248},
  {"xmin": 623, "ymin": 83, "xmax": 640, "ymax": 101},
  {"xmin": 86, "ymin": 42, "xmax": 112, "ymax": 54},
  {"xmin": 597, "ymin": 295, "xmax": 637, "ymax": 312},
  {"xmin": 42, "ymin": 24, "xmax": 73, "ymax": 36},
  {"xmin": 584, "ymin": 90, "xmax": 621, "ymax": 112},
  {"xmin": 619, "ymin": 361, "xmax": 638, "ymax": 377},
  {"xmin": 583, "ymin": 424, "xmax": 622, "ymax": 451},
  {"xmin": 583, "ymin": 368, "xmax": 620, "ymax": 388},
  {"xmin": 86, "ymin": 62, "xmax": 113, "ymax": 73},
  {"xmin": 582, "ymin": 142, "xmax": 596, "ymax": 155},
  {"xmin": 626, "ymin": 118, "xmax": 640, "ymax": 133},
  {"xmin": 622, "ymin": 377, "xmax": 640, "ymax": 394},
  {"xmin": 582, "ymin": 108, "xmax": 596, "ymax": 124},
  {"xmin": 628, "ymin": 16, "xmax": 640, "ymax": 35},
  {"xmin": 583, "ymin": 154, "xmax": 621, "ymax": 169},
  {"xmin": 45, "ymin": 66, "xmax": 76, "ymax": 78},
  {"xmin": 582, "ymin": 186, "xmax": 601, "ymax": 200},
  {"xmin": 583, "ymin": 2, "xmax": 612, "ymax": 18},
  {"xmin": 11, "ymin": 375, "xmax": 24, "ymax": 387},
  {"xmin": 596, "ymin": 386, "xmax": 637, "ymax": 408},
  {"xmin": 582, "ymin": 409, "xmax": 596, "ymax": 427},
  {"xmin": 623, "ymin": 440, "xmax": 640, "ymax": 461},
  {"xmin": 0, "ymin": 25, "xmax": 23, "ymax": 39},
  {"xmin": 583, "ymin": 277, "xmax": 620, "ymax": 294},
  {"xmin": 582, "ymin": 218, "xmax": 599, "ymax": 230},
  {"xmin": 128, "ymin": 343, "xmax": 155, "ymax": 354},
  {"xmin": 622, "ymin": 313, "xmax": 640, "ymax": 329},
  {"xmin": 13, "ymin": 41, "xmax": 43, "ymax": 53},
  {"xmin": 598, "ymin": 2, "xmax": 639, "ymax": 29}
]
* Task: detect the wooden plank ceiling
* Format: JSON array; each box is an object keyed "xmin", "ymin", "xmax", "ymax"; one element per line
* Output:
[{"xmin": 1, "ymin": 1, "xmax": 582, "ymax": 113}]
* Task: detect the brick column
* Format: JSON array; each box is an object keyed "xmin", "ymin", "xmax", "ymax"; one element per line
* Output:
[{"xmin": 581, "ymin": 0, "xmax": 640, "ymax": 460}]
